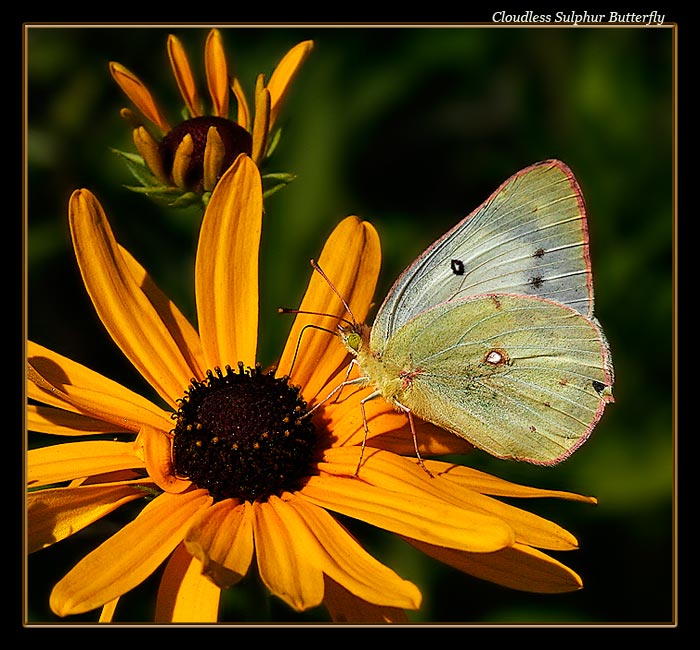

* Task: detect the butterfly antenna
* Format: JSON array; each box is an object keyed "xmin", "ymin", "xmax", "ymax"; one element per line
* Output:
[
  {"xmin": 310, "ymin": 259, "xmax": 358, "ymax": 326},
  {"xmin": 281, "ymin": 321, "xmax": 335, "ymax": 377},
  {"xmin": 278, "ymin": 307, "xmax": 354, "ymax": 329},
  {"xmin": 277, "ymin": 300, "xmax": 355, "ymax": 377}
]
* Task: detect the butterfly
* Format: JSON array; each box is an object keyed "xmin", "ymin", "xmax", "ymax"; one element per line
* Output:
[{"xmin": 323, "ymin": 159, "xmax": 614, "ymax": 472}]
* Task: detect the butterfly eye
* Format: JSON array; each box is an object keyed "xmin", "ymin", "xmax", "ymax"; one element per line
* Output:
[
  {"xmin": 484, "ymin": 349, "xmax": 510, "ymax": 366},
  {"xmin": 346, "ymin": 331, "xmax": 362, "ymax": 352}
]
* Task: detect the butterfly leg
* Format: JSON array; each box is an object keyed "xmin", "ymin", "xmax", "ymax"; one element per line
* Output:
[
  {"xmin": 353, "ymin": 395, "xmax": 434, "ymax": 478},
  {"xmin": 331, "ymin": 358, "xmax": 358, "ymax": 405},
  {"xmin": 355, "ymin": 390, "xmax": 381, "ymax": 476},
  {"xmin": 305, "ymin": 367, "xmax": 366, "ymax": 419},
  {"xmin": 396, "ymin": 404, "xmax": 434, "ymax": 478}
]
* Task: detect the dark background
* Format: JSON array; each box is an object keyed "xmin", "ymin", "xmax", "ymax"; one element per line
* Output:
[{"xmin": 25, "ymin": 24, "xmax": 674, "ymax": 625}]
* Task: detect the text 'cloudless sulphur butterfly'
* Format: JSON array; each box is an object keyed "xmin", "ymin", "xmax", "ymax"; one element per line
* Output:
[{"xmin": 323, "ymin": 159, "xmax": 614, "ymax": 472}]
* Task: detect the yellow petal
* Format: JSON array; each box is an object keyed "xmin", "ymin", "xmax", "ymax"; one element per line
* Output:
[
  {"xmin": 251, "ymin": 79, "xmax": 270, "ymax": 166},
  {"xmin": 109, "ymin": 61, "xmax": 171, "ymax": 133},
  {"xmin": 28, "ymin": 404, "xmax": 125, "ymax": 436},
  {"xmin": 323, "ymin": 577, "xmax": 410, "ymax": 623},
  {"xmin": 133, "ymin": 127, "xmax": 169, "ymax": 184},
  {"xmin": 369, "ymin": 423, "xmax": 475, "ymax": 456},
  {"xmin": 28, "ymin": 441, "xmax": 144, "ymax": 489},
  {"xmin": 27, "ymin": 361, "xmax": 152, "ymax": 435},
  {"xmin": 203, "ymin": 126, "xmax": 226, "ymax": 192},
  {"xmin": 253, "ymin": 497, "xmax": 324, "ymax": 611},
  {"xmin": 195, "ymin": 154, "xmax": 262, "ymax": 369},
  {"xmin": 433, "ymin": 462, "xmax": 598, "ymax": 505},
  {"xmin": 119, "ymin": 244, "xmax": 205, "ymax": 379},
  {"xmin": 278, "ymin": 216, "xmax": 380, "ymax": 402},
  {"xmin": 119, "ymin": 107, "xmax": 143, "ymax": 129},
  {"xmin": 286, "ymin": 496, "xmax": 421, "ymax": 610},
  {"xmin": 205, "ymin": 29, "xmax": 229, "ymax": 118},
  {"xmin": 28, "ymin": 483, "xmax": 145, "ymax": 552},
  {"xmin": 68, "ymin": 189, "xmax": 198, "ymax": 407},
  {"xmin": 408, "ymin": 539, "xmax": 584, "ymax": 594},
  {"xmin": 323, "ymin": 447, "xmax": 580, "ymax": 551},
  {"xmin": 135, "ymin": 425, "xmax": 191, "ymax": 494},
  {"xmin": 231, "ymin": 77, "xmax": 250, "ymax": 131},
  {"xmin": 299, "ymin": 473, "xmax": 514, "ymax": 553},
  {"xmin": 28, "ymin": 341, "xmax": 173, "ymax": 432},
  {"xmin": 171, "ymin": 133, "xmax": 194, "ymax": 189},
  {"xmin": 167, "ymin": 34, "xmax": 202, "ymax": 118},
  {"xmin": 184, "ymin": 499, "xmax": 254, "ymax": 588},
  {"xmin": 99, "ymin": 599, "xmax": 119, "ymax": 622},
  {"xmin": 156, "ymin": 542, "xmax": 221, "ymax": 622},
  {"xmin": 267, "ymin": 40, "xmax": 313, "ymax": 130},
  {"xmin": 50, "ymin": 489, "xmax": 212, "ymax": 617}
]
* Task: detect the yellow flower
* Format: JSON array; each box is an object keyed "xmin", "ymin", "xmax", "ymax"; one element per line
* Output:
[
  {"xmin": 27, "ymin": 155, "xmax": 595, "ymax": 623},
  {"xmin": 109, "ymin": 28, "xmax": 312, "ymax": 207}
]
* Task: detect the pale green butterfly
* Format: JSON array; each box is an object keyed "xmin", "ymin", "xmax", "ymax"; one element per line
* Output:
[{"xmin": 317, "ymin": 159, "xmax": 614, "ymax": 472}]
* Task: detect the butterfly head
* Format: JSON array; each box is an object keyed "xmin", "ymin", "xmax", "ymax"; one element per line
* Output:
[{"xmin": 338, "ymin": 322, "xmax": 370, "ymax": 356}]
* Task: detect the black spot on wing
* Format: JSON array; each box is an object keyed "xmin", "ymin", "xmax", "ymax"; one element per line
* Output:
[
  {"xmin": 592, "ymin": 380, "xmax": 606, "ymax": 395},
  {"xmin": 529, "ymin": 275, "xmax": 544, "ymax": 289},
  {"xmin": 450, "ymin": 259, "xmax": 465, "ymax": 275},
  {"xmin": 533, "ymin": 247, "xmax": 546, "ymax": 258}
]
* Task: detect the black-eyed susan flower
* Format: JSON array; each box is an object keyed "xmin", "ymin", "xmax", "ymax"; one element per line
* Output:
[
  {"xmin": 27, "ymin": 154, "xmax": 595, "ymax": 623},
  {"xmin": 109, "ymin": 29, "xmax": 312, "ymax": 208}
]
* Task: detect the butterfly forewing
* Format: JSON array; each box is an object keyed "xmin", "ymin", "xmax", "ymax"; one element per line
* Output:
[
  {"xmin": 371, "ymin": 160, "xmax": 593, "ymax": 352},
  {"xmin": 381, "ymin": 294, "xmax": 613, "ymax": 464}
]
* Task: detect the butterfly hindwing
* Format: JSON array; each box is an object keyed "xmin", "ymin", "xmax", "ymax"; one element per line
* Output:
[{"xmin": 380, "ymin": 293, "xmax": 613, "ymax": 464}]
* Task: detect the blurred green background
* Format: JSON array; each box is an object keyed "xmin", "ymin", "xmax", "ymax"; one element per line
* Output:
[{"xmin": 26, "ymin": 25, "xmax": 674, "ymax": 625}]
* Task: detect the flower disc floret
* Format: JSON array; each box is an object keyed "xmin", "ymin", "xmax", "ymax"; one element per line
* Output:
[
  {"xmin": 160, "ymin": 116, "xmax": 252, "ymax": 192},
  {"xmin": 172, "ymin": 363, "xmax": 317, "ymax": 502}
]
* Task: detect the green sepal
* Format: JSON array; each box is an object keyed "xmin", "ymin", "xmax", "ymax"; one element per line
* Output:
[
  {"xmin": 113, "ymin": 148, "xmax": 208, "ymax": 208},
  {"xmin": 111, "ymin": 148, "xmax": 162, "ymax": 188},
  {"xmin": 121, "ymin": 184, "xmax": 205, "ymax": 209},
  {"xmin": 112, "ymin": 148, "xmax": 296, "ymax": 206},
  {"xmin": 262, "ymin": 172, "xmax": 297, "ymax": 199},
  {"xmin": 265, "ymin": 126, "xmax": 283, "ymax": 160}
]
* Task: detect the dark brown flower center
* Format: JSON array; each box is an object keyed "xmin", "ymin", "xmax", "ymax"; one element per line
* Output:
[
  {"xmin": 171, "ymin": 363, "xmax": 317, "ymax": 502},
  {"xmin": 159, "ymin": 116, "xmax": 253, "ymax": 192}
]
